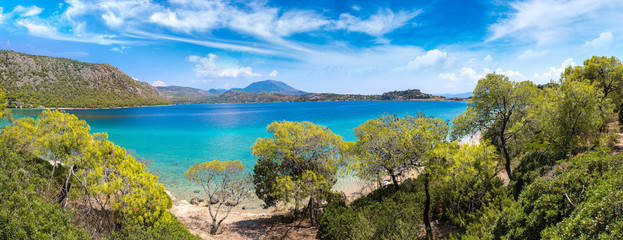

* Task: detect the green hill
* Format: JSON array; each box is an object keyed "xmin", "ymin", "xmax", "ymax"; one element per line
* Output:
[
  {"xmin": 157, "ymin": 86, "xmax": 218, "ymax": 104},
  {"xmin": 0, "ymin": 50, "xmax": 170, "ymax": 108}
]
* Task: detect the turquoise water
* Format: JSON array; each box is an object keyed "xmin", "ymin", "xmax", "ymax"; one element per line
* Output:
[{"xmin": 10, "ymin": 101, "xmax": 467, "ymax": 200}]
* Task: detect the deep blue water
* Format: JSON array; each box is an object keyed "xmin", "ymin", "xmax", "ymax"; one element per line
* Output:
[{"xmin": 10, "ymin": 101, "xmax": 466, "ymax": 199}]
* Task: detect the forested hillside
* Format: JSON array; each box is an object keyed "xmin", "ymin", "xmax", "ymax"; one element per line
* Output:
[{"xmin": 0, "ymin": 51, "xmax": 170, "ymax": 108}]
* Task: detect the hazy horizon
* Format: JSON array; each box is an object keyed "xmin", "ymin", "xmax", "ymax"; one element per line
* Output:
[{"xmin": 1, "ymin": 0, "xmax": 622, "ymax": 95}]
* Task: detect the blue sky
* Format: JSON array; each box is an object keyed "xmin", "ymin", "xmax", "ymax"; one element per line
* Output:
[{"xmin": 0, "ymin": 0, "xmax": 622, "ymax": 94}]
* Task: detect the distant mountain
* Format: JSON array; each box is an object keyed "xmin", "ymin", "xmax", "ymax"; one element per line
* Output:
[
  {"xmin": 207, "ymin": 88, "xmax": 228, "ymax": 94},
  {"xmin": 0, "ymin": 50, "xmax": 170, "ymax": 108},
  {"xmin": 157, "ymin": 86, "xmax": 218, "ymax": 104},
  {"xmin": 241, "ymin": 80, "xmax": 306, "ymax": 95},
  {"xmin": 437, "ymin": 92, "xmax": 473, "ymax": 99},
  {"xmin": 158, "ymin": 80, "xmax": 450, "ymax": 104}
]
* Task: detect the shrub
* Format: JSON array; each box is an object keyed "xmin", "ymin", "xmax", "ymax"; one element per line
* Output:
[
  {"xmin": 0, "ymin": 143, "xmax": 88, "ymax": 240},
  {"xmin": 509, "ymin": 151, "xmax": 567, "ymax": 199},
  {"xmin": 492, "ymin": 151, "xmax": 623, "ymax": 240}
]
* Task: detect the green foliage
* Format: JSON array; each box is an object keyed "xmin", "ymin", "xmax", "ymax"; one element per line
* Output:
[
  {"xmin": 251, "ymin": 121, "xmax": 348, "ymax": 218},
  {"xmin": 542, "ymin": 164, "xmax": 623, "ymax": 239},
  {"xmin": 451, "ymin": 73, "xmax": 538, "ymax": 179},
  {"xmin": 252, "ymin": 157, "xmax": 280, "ymax": 208},
  {"xmin": 108, "ymin": 212, "xmax": 200, "ymax": 240},
  {"xmin": 318, "ymin": 180, "xmax": 425, "ymax": 240},
  {"xmin": 562, "ymin": 56, "xmax": 623, "ymax": 105},
  {"xmin": 509, "ymin": 151, "xmax": 567, "ymax": 199},
  {"xmin": 0, "ymin": 142, "xmax": 88, "ymax": 240},
  {"xmin": 432, "ymin": 143, "xmax": 506, "ymax": 228},
  {"xmin": 351, "ymin": 114, "xmax": 448, "ymax": 188},
  {"xmin": 492, "ymin": 150, "xmax": 623, "ymax": 240},
  {"xmin": 530, "ymin": 80, "xmax": 613, "ymax": 151},
  {"xmin": 0, "ymin": 110, "xmax": 175, "ymax": 235}
]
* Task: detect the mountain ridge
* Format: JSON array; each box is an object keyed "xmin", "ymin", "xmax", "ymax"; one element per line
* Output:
[{"xmin": 0, "ymin": 50, "xmax": 170, "ymax": 108}]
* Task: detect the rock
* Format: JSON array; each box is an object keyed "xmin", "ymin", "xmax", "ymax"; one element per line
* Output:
[
  {"xmin": 190, "ymin": 197, "xmax": 203, "ymax": 205},
  {"xmin": 165, "ymin": 190, "xmax": 176, "ymax": 201},
  {"xmin": 193, "ymin": 190, "xmax": 200, "ymax": 193},
  {"xmin": 179, "ymin": 200, "xmax": 189, "ymax": 205},
  {"xmin": 225, "ymin": 200, "xmax": 238, "ymax": 207},
  {"xmin": 209, "ymin": 197, "xmax": 219, "ymax": 205}
]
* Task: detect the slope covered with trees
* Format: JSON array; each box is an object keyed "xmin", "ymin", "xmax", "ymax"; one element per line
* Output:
[
  {"xmin": 0, "ymin": 51, "xmax": 170, "ymax": 108},
  {"xmin": 0, "ymin": 89, "xmax": 198, "ymax": 239}
]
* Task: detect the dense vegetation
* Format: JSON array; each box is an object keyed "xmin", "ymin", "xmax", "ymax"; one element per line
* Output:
[
  {"xmin": 249, "ymin": 56, "xmax": 623, "ymax": 239},
  {"xmin": 0, "ymin": 89, "xmax": 198, "ymax": 239},
  {"xmin": 0, "ymin": 51, "xmax": 170, "ymax": 108}
]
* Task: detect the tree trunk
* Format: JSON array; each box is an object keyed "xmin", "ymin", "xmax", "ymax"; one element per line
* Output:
[
  {"xmin": 210, "ymin": 222, "xmax": 218, "ymax": 235},
  {"xmin": 389, "ymin": 169, "xmax": 399, "ymax": 190},
  {"xmin": 423, "ymin": 172, "xmax": 433, "ymax": 240},
  {"xmin": 500, "ymin": 119, "xmax": 512, "ymax": 180},
  {"xmin": 308, "ymin": 197, "xmax": 316, "ymax": 225}
]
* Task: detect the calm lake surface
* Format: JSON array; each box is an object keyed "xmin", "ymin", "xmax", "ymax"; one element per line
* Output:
[{"xmin": 11, "ymin": 101, "xmax": 467, "ymax": 200}]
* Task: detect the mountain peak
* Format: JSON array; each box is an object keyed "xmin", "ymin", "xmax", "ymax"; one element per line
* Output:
[{"xmin": 242, "ymin": 80, "xmax": 306, "ymax": 95}]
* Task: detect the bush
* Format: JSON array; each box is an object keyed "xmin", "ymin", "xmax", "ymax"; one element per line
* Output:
[
  {"xmin": 108, "ymin": 212, "xmax": 200, "ymax": 240},
  {"xmin": 542, "ymin": 165, "xmax": 623, "ymax": 239},
  {"xmin": 492, "ymin": 151, "xmax": 623, "ymax": 240},
  {"xmin": 0, "ymin": 144, "xmax": 88, "ymax": 240},
  {"xmin": 509, "ymin": 151, "xmax": 567, "ymax": 199},
  {"xmin": 318, "ymin": 180, "xmax": 424, "ymax": 240}
]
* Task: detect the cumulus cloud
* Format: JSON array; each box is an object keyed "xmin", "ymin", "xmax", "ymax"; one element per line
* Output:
[
  {"xmin": 437, "ymin": 73, "xmax": 458, "ymax": 81},
  {"xmin": 334, "ymin": 8, "xmax": 421, "ymax": 37},
  {"xmin": 495, "ymin": 68, "xmax": 526, "ymax": 79},
  {"xmin": 585, "ymin": 32, "xmax": 614, "ymax": 48},
  {"xmin": 151, "ymin": 80, "xmax": 167, "ymax": 87},
  {"xmin": 268, "ymin": 70, "xmax": 278, "ymax": 77},
  {"xmin": 460, "ymin": 67, "xmax": 483, "ymax": 81},
  {"xmin": 186, "ymin": 54, "xmax": 261, "ymax": 78},
  {"xmin": 13, "ymin": 5, "xmax": 44, "ymax": 17},
  {"xmin": 534, "ymin": 58, "xmax": 577, "ymax": 80},
  {"xmin": 406, "ymin": 49, "xmax": 447, "ymax": 70}
]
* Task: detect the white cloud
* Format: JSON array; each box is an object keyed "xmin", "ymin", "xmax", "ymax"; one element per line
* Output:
[
  {"xmin": 16, "ymin": 19, "xmax": 124, "ymax": 45},
  {"xmin": 0, "ymin": 7, "xmax": 5, "ymax": 24},
  {"xmin": 437, "ymin": 73, "xmax": 458, "ymax": 81},
  {"xmin": 275, "ymin": 10, "xmax": 329, "ymax": 36},
  {"xmin": 495, "ymin": 68, "xmax": 526, "ymax": 79},
  {"xmin": 151, "ymin": 80, "xmax": 167, "ymax": 87},
  {"xmin": 488, "ymin": 0, "xmax": 623, "ymax": 45},
  {"xmin": 268, "ymin": 70, "xmax": 278, "ymax": 77},
  {"xmin": 517, "ymin": 49, "xmax": 551, "ymax": 61},
  {"xmin": 186, "ymin": 54, "xmax": 261, "ymax": 78},
  {"xmin": 585, "ymin": 32, "xmax": 614, "ymax": 48},
  {"xmin": 460, "ymin": 67, "xmax": 483, "ymax": 81},
  {"xmin": 534, "ymin": 58, "xmax": 577, "ymax": 80},
  {"xmin": 13, "ymin": 5, "xmax": 44, "ymax": 17},
  {"xmin": 111, "ymin": 45, "xmax": 129, "ymax": 53},
  {"xmin": 334, "ymin": 8, "xmax": 421, "ymax": 37},
  {"xmin": 406, "ymin": 49, "xmax": 447, "ymax": 70},
  {"xmin": 352, "ymin": 5, "xmax": 361, "ymax": 11}
]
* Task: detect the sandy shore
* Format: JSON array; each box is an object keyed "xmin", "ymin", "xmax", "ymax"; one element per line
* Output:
[{"xmin": 169, "ymin": 174, "xmax": 382, "ymax": 240}]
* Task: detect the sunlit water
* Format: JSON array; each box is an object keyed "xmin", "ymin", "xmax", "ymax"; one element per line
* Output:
[{"xmin": 9, "ymin": 101, "xmax": 467, "ymax": 202}]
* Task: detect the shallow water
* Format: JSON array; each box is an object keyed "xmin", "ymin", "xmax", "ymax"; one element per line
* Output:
[{"xmin": 10, "ymin": 101, "xmax": 467, "ymax": 200}]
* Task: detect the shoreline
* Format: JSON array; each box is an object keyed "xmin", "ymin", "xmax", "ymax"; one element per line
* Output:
[{"xmin": 9, "ymin": 98, "xmax": 468, "ymax": 110}]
